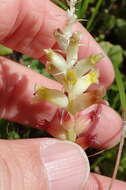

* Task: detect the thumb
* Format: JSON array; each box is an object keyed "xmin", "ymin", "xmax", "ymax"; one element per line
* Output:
[{"xmin": 0, "ymin": 138, "xmax": 89, "ymax": 190}]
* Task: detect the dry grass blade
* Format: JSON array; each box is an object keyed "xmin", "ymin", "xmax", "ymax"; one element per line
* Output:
[
  {"xmin": 108, "ymin": 121, "xmax": 125, "ymax": 190},
  {"xmin": 108, "ymin": 60, "xmax": 126, "ymax": 190},
  {"xmin": 88, "ymin": 150, "xmax": 105, "ymax": 158}
]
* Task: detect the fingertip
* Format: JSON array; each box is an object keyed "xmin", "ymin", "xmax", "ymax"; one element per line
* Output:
[
  {"xmin": 0, "ymin": 138, "xmax": 90, "ymax": 190},
  {"xmin": 76, "ymin": 104, "xmax": 122, "ymax": 149},
  {"xmin": 41, "ymin": 139, "xmax": 90, "ymax": 190},
  {"xmin": 1, "ymin": 0, "xmax": 67, "ymax": 58},
  {"xmin": 96, "ymin": 56, "xmax": 115, "ymax": 89},
  {"xmin": 93, "ymin": 104, "xmax": 122, "ymax": 149}
]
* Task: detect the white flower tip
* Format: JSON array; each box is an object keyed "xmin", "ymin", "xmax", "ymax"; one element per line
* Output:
[
  {"xmin": 43, "ymin": 49, "xmax": 53, "ymax": 60},
  {"xmin": 70, "ymin": 32, "xmax": 81, "ymax": 44}
]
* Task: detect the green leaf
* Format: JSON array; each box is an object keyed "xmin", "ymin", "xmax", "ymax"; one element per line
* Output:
[
  {"xmin": 8, "ymin": 131, "xmax": 20, "ymax": 140},
  {"xmin": 114, "ymin": 18, "xmax": 126, "ymax": 44},
  {"xmin": 100, "ymin": 41, "xmax": 123, "ymax": 66},
  {"xmin": 76, "ymin": 0, "xmax": 91, "ymax": 19},
  {"xmin": 114, "ymin": 62, "xmax": 126, "ymax": 118},
  {"xmin": 87, "ymin": 0, "xmax": 105, "ymax": 31},
  {"xmin": 0, "ymin": 45, "xmax": 13, "ymax": 55},
  {"xmin": 99, "ymin": 13, "xmax": 116, "ymax": 32}
]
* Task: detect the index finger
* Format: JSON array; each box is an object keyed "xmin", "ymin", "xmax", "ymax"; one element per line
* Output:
[{"xmin": 0, "ymin": 0, "xmax": 114, "ymax": 88}]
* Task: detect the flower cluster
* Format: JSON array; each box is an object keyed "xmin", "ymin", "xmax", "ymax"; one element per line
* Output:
[{"xmin": 35, "ymin": 0, "xmax": 104, "ymax": 142}]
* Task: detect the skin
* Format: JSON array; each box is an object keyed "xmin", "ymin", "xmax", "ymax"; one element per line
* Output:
[{"xmin": 0, "ymin": 0, "xmax": 125, "ymax": 189}]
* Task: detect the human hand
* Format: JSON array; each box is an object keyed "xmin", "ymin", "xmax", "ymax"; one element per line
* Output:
[{"xmin": 0, "ymin": 0, "xmax": 125, "ymax": 189}]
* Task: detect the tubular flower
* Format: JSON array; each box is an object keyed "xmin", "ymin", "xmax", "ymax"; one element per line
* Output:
[
  {"xmin": 35, "ymin": 87, "xmax": 68, "ymax": 108},
  {"xmin": 34, "ymin": 0, "xmax": 104, "ymax": 142}
]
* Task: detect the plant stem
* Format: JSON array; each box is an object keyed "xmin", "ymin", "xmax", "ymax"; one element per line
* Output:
[
  {"xmin": 108, "ymin": 61, "xmax": 126, "ymax": 190},
  {"xmin": 108, "ymin": 123, "xmax": 125, "ymax": 190},
  {"xmin": 114, "ymin": 66, "xmax": 126, "ymax": 115},
  {"xmin": 51, "ymin": 0, "xmax": 68, "ymax": 10},
  {"xmin": 77, "ymin": 0, "xmax": 90, "ymax": 19},
  {"xmin": 90, "ymin": 154, "xmax": 105, "ymax": 170},
  {"xmin": 87, "ymin": 0, "xmax": 105, "ymax": 31}
]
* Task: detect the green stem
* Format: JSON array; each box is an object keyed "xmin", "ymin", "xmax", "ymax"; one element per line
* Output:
[
  {"xmin": 108, "ymin": 60, "xmax": 126, "ymax": 190},
  {"xmin": 77, "ymin": 0, "xmax": 90, "ymax": 19},
  {"xmin": 51, "ymin": 0, "xmax": 68, "ymax": 10},
  {"xmin": 87, "ymin": 0, "xmax": 105, "ymax": 31},
  {"xmin": 114, "ymin": 65, "xmax": 126, "ymax": 118}
]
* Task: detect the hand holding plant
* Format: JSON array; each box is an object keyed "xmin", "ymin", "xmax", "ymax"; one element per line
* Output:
[{"xmin": 0, "ymin": 0, "xmax": 125, "ymax": 189}]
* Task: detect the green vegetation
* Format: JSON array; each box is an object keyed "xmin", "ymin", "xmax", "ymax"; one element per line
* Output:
[{"xmin": 0, "ymin": 0, "xmax": 126, "ymax": 181}]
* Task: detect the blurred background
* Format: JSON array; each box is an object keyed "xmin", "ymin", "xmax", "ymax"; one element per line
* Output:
[{"xmin": 0, "ymin": 0, "xmax": 126, "ymax": 181}]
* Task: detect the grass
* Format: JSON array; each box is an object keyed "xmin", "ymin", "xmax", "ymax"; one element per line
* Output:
[
  {"xmin": 0, "ymin": 0, "xmax": 126, "ymax": 182},
  {"xmin": 76, "ymin": 0, "xmax": 90, "ymax": 19},
  {"xmin": 87, "ymin": 0, "xmax": 105, "ymax": 31}
]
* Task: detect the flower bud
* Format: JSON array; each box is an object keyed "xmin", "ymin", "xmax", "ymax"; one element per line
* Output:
[
  {"xmin": 44, "ymin": 109, "xmax": 76, "ymax": 141},
  {"xmin": 54, "ymin": 29, "xmax": 69, "ymax": 51},
  {"xmin": 69, "ymin": 70, "xmax": 99, "ymax": 99},
  {"xmin": 74, "ymin": 53, "xmax": 103, "ymax": 77},
  {"xmin": 66, "ymin": 32, "xmax": 81, "ymax": 67},
  {"xmin": 35, "ymin": 87, "xmax": 68, "ymax": 108},
  {"xmin": 44, "ymin": 49, "xmax": 67, "ymax": 72}
]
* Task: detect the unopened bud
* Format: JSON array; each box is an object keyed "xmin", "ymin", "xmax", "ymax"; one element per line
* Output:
[{"xmin": 44, "ymin": 49, "xmax": 67, "ymax": 72}]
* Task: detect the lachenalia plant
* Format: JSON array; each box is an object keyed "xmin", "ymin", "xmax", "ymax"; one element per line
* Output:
[
  {"xmin": 34, "ymin": 0, "xmax": 121, "ymax": 150},
  {"xmin": 33, "ymin": 1, "xmax": 123, "ymax": 189}
]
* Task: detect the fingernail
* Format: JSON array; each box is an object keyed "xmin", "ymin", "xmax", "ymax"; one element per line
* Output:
[{"xmin": 42, "ymin": 140, "xmax": 90, "ymax": 190}]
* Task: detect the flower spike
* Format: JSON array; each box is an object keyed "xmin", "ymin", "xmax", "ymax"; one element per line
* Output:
[{"xmin": 34, "ymin": 0, "xmax": 103, "ymax": 142}]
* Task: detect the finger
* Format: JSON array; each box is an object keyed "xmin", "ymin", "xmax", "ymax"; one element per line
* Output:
[
  {"xmin": 0, "ymin": 0, "xmax": 66, "ymax": 57},
  {"xmin": 0, "ymin": 0, "xmax": 114, "ymax": 88},
  {"xmin": 0, "ymin": 138, "xmax": 89, "ymax": 190},
  {"xmin": 0, "ymin": 57, "xmax": 121, "ymax": 150},
  {"xmin": 85, "ymin": 173, "xmax": 126, "ymax": 190},
  {"xmin": 0, "ymin": 56, "xmax": 61, "ymax": 125}
]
